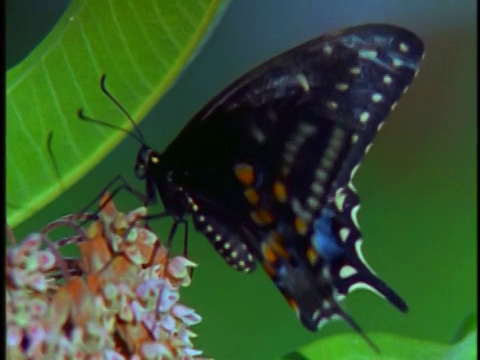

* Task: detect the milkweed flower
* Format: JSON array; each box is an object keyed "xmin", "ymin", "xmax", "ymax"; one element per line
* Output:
[{"xmin": 6, "ymin": 194, "xmax": 207, "ymax": 359}]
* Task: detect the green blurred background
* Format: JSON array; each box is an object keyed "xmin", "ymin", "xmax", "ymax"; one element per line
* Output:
[{"xmin": 7, "ymin": 1, "xmax": 476, "ymax": 359}]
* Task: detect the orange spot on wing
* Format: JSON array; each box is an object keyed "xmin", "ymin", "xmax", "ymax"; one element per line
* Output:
[
  {"xmin": 273, "ymin": 180, "xmax": 288, "ymax": 203},
  {"xmin": 258, "ymin": 209, "xmax": 274, "ymax": 224},
  {"xmin": 244, "ymin": 188, "xmax": 259, "ymax": 205},
  {"xmin": 234, "ymin": 163, "xmax": 254, "ymax": 185},
  {"xmin": 294, "ymin": 217, "xmax": 308, "ymax": 236},
  {"xmin": 306, "ymin": 246, "xmax": 319, "ymax": 265},
  {"xmin": 270, "ymin": 232, "xmax": 289, "ymax": 259},
  {"xmin": 262, "ymin": 244, "xmax": 277, "ymax": 263},
  {"xmin": 251, "ymin": 208, "xmax": 275, "ymax": 225}
]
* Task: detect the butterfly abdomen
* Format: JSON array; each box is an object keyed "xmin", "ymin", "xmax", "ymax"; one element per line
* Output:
[{"xmin": 192, "ymin": 212, "xmax": 257, "ymax": 273}]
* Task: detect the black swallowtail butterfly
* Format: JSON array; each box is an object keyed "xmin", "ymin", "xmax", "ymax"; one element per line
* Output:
[{"xmin": 84, "ymin": 23, "xmax": 424, "ymax": 349}]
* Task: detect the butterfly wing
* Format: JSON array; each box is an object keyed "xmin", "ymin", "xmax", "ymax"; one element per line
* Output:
[{"xmin": 157, "ymin": 24, "xmax": 423, "ymax": 333}]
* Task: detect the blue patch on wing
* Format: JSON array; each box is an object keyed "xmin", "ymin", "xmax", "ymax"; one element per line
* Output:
[{"xmin": 312, "ymin": 209, "xmax": 343, "ymax": 262}]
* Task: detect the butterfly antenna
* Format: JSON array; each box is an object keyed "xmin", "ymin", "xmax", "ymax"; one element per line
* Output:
[
  {"xmin": 77, "ymin": 75, "xmax": 145, "ymax": 145},
  {"xmin": 99, "ymin": 74, "xmax": 145, "ymax": 144}
]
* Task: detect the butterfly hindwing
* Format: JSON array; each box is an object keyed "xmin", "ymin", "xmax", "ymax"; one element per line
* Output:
[{"xmin": 319, "ymin": 188, "xmax": 408, "ymax": 311}]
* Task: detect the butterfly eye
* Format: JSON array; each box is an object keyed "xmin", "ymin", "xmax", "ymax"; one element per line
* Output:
[
  {"xmin": 150, "ymin": 154, "xmax": 161, "ymax": 165},
  {"xmin": 134, "ymin": 146, "xmax": 151, "ymax": 179}
]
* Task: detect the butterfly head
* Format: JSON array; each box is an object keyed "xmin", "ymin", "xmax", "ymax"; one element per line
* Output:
[{"xmin": 134, "ymin": 145, "xmax": 162, "ymax": 180}]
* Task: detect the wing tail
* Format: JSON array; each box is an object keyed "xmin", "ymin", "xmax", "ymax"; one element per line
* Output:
[{"xmin": 259, "ymin": 238, "xmax": 379, "ymax": 352}]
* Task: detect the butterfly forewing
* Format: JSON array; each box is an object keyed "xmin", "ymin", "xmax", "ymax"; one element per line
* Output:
[{"xmin": 148, "ymin": 24, "xmax": 424, "ymax": 340}]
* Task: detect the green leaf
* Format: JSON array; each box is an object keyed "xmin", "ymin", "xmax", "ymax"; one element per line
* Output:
[
  {"xmin": 7, "ymin": 0, "xmax": 231, "ymax": 228},
  {"xmin": 452, "ymin": 313, "xmax": 477, "ymax": 343},
  {"xmin": 282, "ymin": 330, "xmax": 477, "ymax": 359}
]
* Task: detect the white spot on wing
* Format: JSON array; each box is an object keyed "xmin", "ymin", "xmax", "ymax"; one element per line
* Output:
[
  {"xmin": 383, "ymin": 75, "xmax": 393, "ymax": 85},
  {"xmin": 339, "ymin": 265, "xmax": 358, "ymax": 278},
  {"xmin": 335, "ymin": 188, "xmax": 347, "ymax": 211},
  {"xmin": 339, "ymin": 227, "xmax": 350, "ymax": 242},
  {"xmin": 335, "ymin": 83, "xmax": 349, "ymax": 91},
  {"xmin": 359, "ymin": 111, "xmax": 370, "ymax": 123},
  {"xmin": 307, "ymin": 197, "xmax": 320, "ymax": 210},
  {"xmin": 321, "ymin": 266, "xmax": 331, "ymax": 280},
  {"xmin": 320, "ymin": 157, "xmax": 333, "ymax": 169},
  {"xmin": 348, "ymin": 282, "xmax": 386, "ymax": 300},
  {"xmin": 311, "ymin": 182, "xmax": 324, "ymax": 195},
  {"xmin": 315, "ymin": 169, "xmax": 328, "ymax": 181},
  {"xmin": 348, "ymin": 181, "xmax": 356, "ymax": 192},
  {"xmin": 282, "ymin": 122, "xmax": 318, "ymax": 175},
  {"xmin": 250, "ymin": 125, "xmax": 266, "ymax": 144},
  {"xmin": 392, "ymin": 58, "xmax": 403, "ymax": 67},
  {"xmin": 399, "ymin": 42, "xmax": 409, "ymax": 52},
  {"xmin": 326, "ymin": 101, "xmax": 338, "ymax": 110},
  {"xmin": 371, "ymin": 93, "xmax": 383, "ymax": 103},
  {"xmin": 354, "ymin": 240, "xmax": 376, "ymax": 274},
  {"xmin": 317, "ymin": 318, "xmax": 328, "ymax": 330},
  {"xmin": 296, "ymin": 73, "xmax": 310, "ymax": 92},
  {"xmin": 299, "ymin": 123, "xmax": 317, "ymax": 135},
  {"xmin": 291, "ymin": 198, "xmax": 313, "ymax": 222},
  {"xmin": 330, "ymin": 313, "xmax": 342, "ymax": 322},
  {"xmin": 302, "ymin": 127, "xmax": 346, "ymax": 215},
  {"xmin": 350, "ymin": 164, "xmax": 360, "ymax": 179},
  {"xmin": 323, "ymin": 44, "xmax": 333, "ymax": 55},
  {"xmin": 350, "ymin": 67, "xmax": 361, "ymax": 75},
  {"xmin": 358, "ymin": 49, "xmax": 378, "ymax": 60}
]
